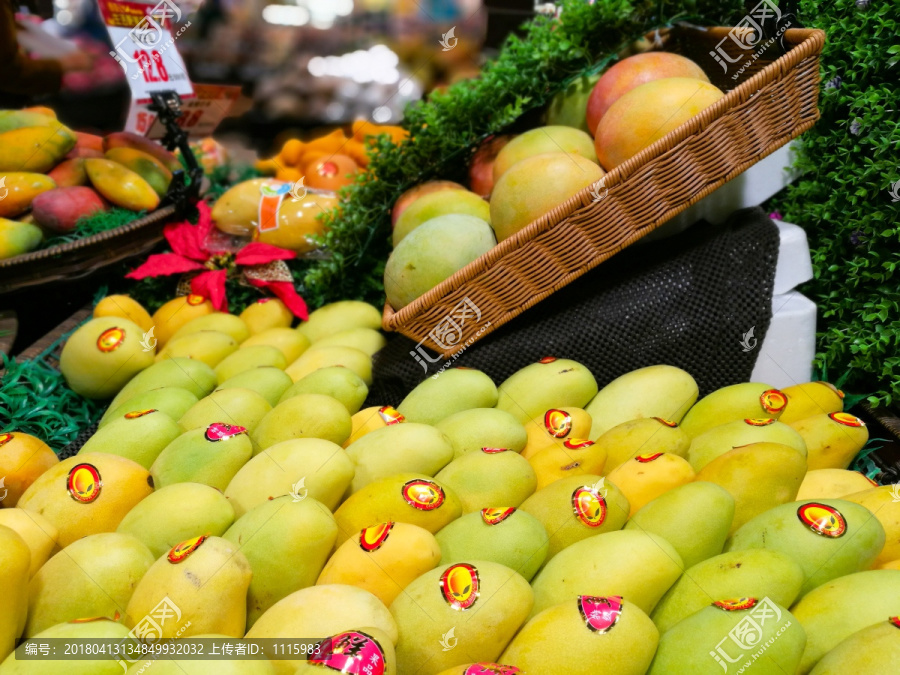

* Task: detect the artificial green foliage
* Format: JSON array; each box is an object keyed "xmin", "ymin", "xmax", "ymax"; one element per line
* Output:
[{"xmin": 41, "ymin": 207, "xmax": 143, "ymax": 248}]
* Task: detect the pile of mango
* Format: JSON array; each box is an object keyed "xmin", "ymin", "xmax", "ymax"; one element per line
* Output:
[
  {"xmin": 1, "ymin": 295, "xmax": 898, "ymax": 674},
  {"xmin": 0, "ymin": 108, "xmax": 178, "ymax": 260}
]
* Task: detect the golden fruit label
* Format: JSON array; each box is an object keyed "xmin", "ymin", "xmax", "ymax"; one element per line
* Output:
[
  {"xmin": 481, "ymin": 507, "xmax": 515, "ymax": 525},
  {"xmin": 744, "ymin": 417, "xmax": 776, "ymax": 426},
  {"xmin": 539, "ymin": 356, "xmax": 557, "ymax": 364},
  {"xmin": 96, "ymin": 327, "xmax": 125, "ymax": 353},
  {"xmin": 359, "ymin": 522, "xmax": 393, "ymax": 552},
  {"xmin": 829, "ymin": 412, "xmax": 865, "ymax": 427},
  {"xmin": 714, "ymin": 598, "xmax": 757, "ymax": 611},
  {"xmin": 0, "ymin": 432, "xmax": 13, "ymax": 447},
  {"xmin": 481, "ymin": 447, "xmax": 508, "ymax": 454},
  {"xmin": 67, "ymin": 463, "xmax": 102, "ymax": 503},
  {"xmin": 890, "ymin": 616, "xmax": 900, "ymax": 629},
  {"xmin": 440, "ymin": 563, "xmax": 480, "ymax": 610},
  {"xmin": 798, "ymin": 503, "xmax": 847, "ymax": 538},
  {"xmin": 544, "ymin": 409, "xmax": 573, "ymax": 438},
  {"xmin": 70, "ymin": 612, "xmax": 120, "ymax": 623},
  {"xmin": 124, "ymin": 409, "xmax": 157, "ymax": 419},
  {"xmin": 378, "ymin": 406, "xmax": 405, "ymax": 425},
  {"xmin": 564, "ymin": 438, "xmax": 593, "ymax": 449},
  {"xmin": 186, "ymin": 294, "xmax": 206, "ymax": 305},
  {"xmin": 167, "ymin": 535, "xmax": 207, "ymax": 563},
  {"xmin": 204, "ymin": 422, "xmax": 247, "ymax": 442},
  {"xmin": 401, "ymin": 480, "xmax": 445, "ymax": 511},
  {"xmin": 465, "ymin": 665, "xmax": 521, "ymax": 674},
  {"xmin": 310, "ymin": 630, "xmax": 385, "ymax": 674},
  {"xmin": 635, "ymin": 452, "xmax": 663, "ymax": 463},
  {"xmin": 578, "ymin": 595, "xmax": 623, "ymax": 633},
  {"xmin": 572, "ymin": 485, "xmax": 607, "ymax": 528},
  {"xmin": 653, "ymin": 417, "xmax": 678, "ymax": 427},
  {"xmin": 760, "ymin": 389, "xmax": 787, "ymax": 414}
]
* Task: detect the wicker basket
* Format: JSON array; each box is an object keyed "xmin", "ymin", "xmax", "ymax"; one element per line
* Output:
[{"xmin": 383, "ymin": 25, "xmax": 826, "ymax": 355}]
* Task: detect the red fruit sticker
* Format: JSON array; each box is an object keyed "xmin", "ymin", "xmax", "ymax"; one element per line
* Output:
[
  {"xmin": 798, "ymin": 502, "xmax": 847, "ymax": 538},
  {"xmin": 544, "ymin": 409, "xmax": 573, "ymax": 438},
  {"xmin": 578, "ymin": 595, "xmax": 623, "ymax": 633},
  {"xmin": 539, "ymin": 356, "xmax": 557, "ymax": 364},
  {"xmin": 481, "ymin": 507, "xmax": 515, "ymax": 525},
  {"xmin": 481, "ymin": 447, "xmax": 509, "ymax": 454},
  {"xmin": 0, "ymin": 432, "xmax": 13, "ymax": 447},
  {"xmin": 440, "ymin": 563, "xmax": 480, "ymax": 610},
  {"xmin": 204, "ymin": 423, "xmax": 247, "ymax": 442},
  {"xmin": 378, "ymin": 406, "xmax": 405, "ymax": 425},
  {"xmin": 635, "ymin": 452, "xmax": 663, "ymax": 463},
  {"xmin": 124, "ymin": 409, "xmax": 157, "ymax": 419},
  {"xmin": 572, "ymin": 485, "xmax": 607, "ymax": 528},
  {"xmin": 829, "ymin": 412, "xmax": 865, "ymax": 428},
  {"xmin": 890, "ymin": 616, "xmax": 900, "ymax": 629},
  {"xmin": 96, "ymin": 327, "xmax": 125, "ymax": 353},
  {"xmin": 401, "ymin": 480, "xmax": 445, "ymax": 511},
  {"xmin": 309, "ymin": 630, "xmax": 385, "ymax": 674},
  {"xmin": 167, "ymin": 535, "xmax": 207, "ymax": 563},
  {"xmin": 67, "ymin": 463, "xmax": 102, "ymax": 503},
  {"xmin": 257, "ymin": 298, "xmax": 272, "ymax": 304},
  {"xmin": 760, "ymin": 389, "xmax": 787, "ymax": 414},
  {"xmin": 564, "ymin": 438, "xmax": 593, "ymax": 449},
  {"xmin": 359, "ymin": 522, "xmax": 394, "ymax": 552},
  {"xmin": 464, "ymin": 665, "xmax": 522, "ymax": 674},
  {"xmin": 186, "ymin": 294, "xmax": 206, "ymax": 305},
  {"xmin": 653, "ymin": 417, "xmax": 678, "ymax": 428},
  {"xmin": 744, "ymin": 417, "xmax": 776, "ymax": 426},
  {"xmin": 714, "ymin": 598, "xmax": 757, "ymax": 611}
]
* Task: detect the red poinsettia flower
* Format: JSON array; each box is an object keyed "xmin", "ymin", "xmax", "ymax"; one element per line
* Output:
[{"xmin": 126, "ymin": 202, "xmax": 308, "ymax": 319}]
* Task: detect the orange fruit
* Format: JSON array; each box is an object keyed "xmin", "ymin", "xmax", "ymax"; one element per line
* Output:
[{"xmin": 303, "ymin": 154, "xmax": 359, "ymax": 192}]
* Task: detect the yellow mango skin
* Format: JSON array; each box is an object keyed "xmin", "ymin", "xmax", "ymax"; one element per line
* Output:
[
  {"xmin": 251, "ymin": 393, "xmax": 351, "ymax": 452},
  {"xmin": 240, "ymin": 327, "xmax": 310, "ymax": 363},
  {"xmin": 0, "ymin": 509, "xmax": 58, "ymax": 577},
  {"xmin": 680, "ymin": 382, "xmax": 785, "ymax": 438},
  {"xmin": 214, "ymin": 345, "xmax": 287, "ymax": 384},
  {"xmin": 217, "ymin": 367, "xmax": 293, "ymax": 407},
  {"xmin": 292, "ymin": 627, "xmax": 396, "ymax": 675},
  {"xmin": 528, "ymin": 439, "xmax": 607, "ymax": 489},
  {"xmin": 169, "ymin": 312, "xmax": 250, "ymax": 345},
  {"xmin": 254, "ymin": 189, "xmax": 336, "ymax": 253},
  {"xmin": 593, "ymin": 416, "xmax": 692, "ymax": 471},
  {"xmin": 285, "ymin": 345, "xmax": 372, "ymax": 384},
  {"xmin": 790, "ymin": 412, "xmax": 869, "ymax": 470},
  {"xmin": 310, "ymin": 327, "xmax": 386, "ymax": 357},
  {"xmin": 0, "ymin": 619, "xmax": 131, "ymax": 675},
  {"xmin": 779, "ymin": 381, "xmax": 844, "ymax": 424},
  {"xmin": 0, "ymin": 526, "xmax": 30, "ymax": 661},
  {"xmin": 0, "ymin": 124, "xmax": 76, "ymax": 172},
  {"xmin": 796, "ymin": 468, "xmax": 877, "ymax": 501},
  {"xmin": 211, "ymin": 178, "xmax": 272, "ymax": 236},
  {"xmin": 496, "ymin": 358, "xmax": 599, "ymax": 424},
  {"xmin": 0, "ymin": 173, "xmax": 56, "ymax": 218},
  {"xmin": 607, "ymin": 452, "xmax": 696, "ymax": 517},
  {"xmin": 85, "ymin": 158, "xmax": 160, "ymax": 211},
  {"xmin": 93, "ymin": 294, "xmax": 154, "ymax": 332},
  {"xmin": 155, "ymin": 329, "xmax": 239, "ymax": 368},
  {"xmin": 435, "ymin": 448, "xmax": 537, "ymax": 513},
  {"xmin": 105, "ymin": 147, "xmax": 172, "ymax": 197},
  {"xmin": 0, "ymin": 217, "xmax": 42, "ymax": 259},
  {"xmin": 239, "ymin": 298, "xmax": 294, "ymax": 334},
  {"xmin": 843, "ymin": 486, "xmax": 900, "ymax": 566},
  {"xmin": 297, "ymin": 300, "xmax": 382, "ymax": 343},
  {"xmin": 151, "ymin": 296, "xmax": 215, "ymax": 348},
  {"xmin": 0, "ymin": 109, "xmax": 58, "ymax": 132},
  {"xmin": 687, "ymin": 418, "xmax": 808, "ymax": 471},
  {"xmin": 520, "ymin": 407, "xmax": 593, "ymax": 460},
  {"xmin": 810, "ymin": 620, "xmax": 900, "ymax": 675},
  {"xmin": 279, "ymin": 365, "xmax": 368, "ymax": 413}
]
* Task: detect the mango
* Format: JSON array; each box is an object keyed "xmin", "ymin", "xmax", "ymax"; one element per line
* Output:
[
  {"xmin": 397, "ymin": 368, "xmax": 498, "ymax": 425},
  {"xmin": 607, "ymin": 452, "xmax": 695, "ymax": 517},
  {"xmin": 0, "ymin": 109, "xmax": 57, "ymax": 132},
  {"xmin": 594, "ymin": 418, "xmax": 691, "ymax": 475},
  {"xmin": 680, "ymin": 383, "xmax": 787, "ymax": 438},
  {"xmin": 518, "ymin": 474, "xmax": 630, "ymax": 561},
  {"xmin": 151, "ymin": 423, "xmax": 252, "ymax": 490},
  {"xmin": 279, "ymin": 365, "xmax": 368, "ymax": 413},
  {"xmin": 214, "ymin": 345, "xmax": 286, "ymax": 383},
  {"xmin": 25, "ymin": 532, "xmax": 154, "ymax": 637},
  {"xmin": 392, "ymin": 180, "xmax": 466, "ymax": 226},
  {"xmin": 780, "ymin": 381, "xmax": 845, "ymax": 424},
  {"xmin": 317, "ymin": 521, "xmax": 441, "ymax": 607},
  {"xmin": 285, "ymin": 344, "xmax": 372, "ymax": 384},
  {"xmin": 156, "ymin": 330, "xmax": 239, "ymax": 368},
  {"xmin": 0, "ymin": 509, "xmax": 58, "ymax": 577},
  {"xmin": 126, "ymin": 535, "xmax": 251, "ymax": 638},
  {"xmin": 790, "ymin": 412, "xmax": 869, "ymax": 470},
  {"xmin": 108, "ymin": 357, "xmax": 216, "ymax": 405},
  {"xmin": 347, "ymin": 422, "xmax": 454, "ymax": 494},
  {"xmin": 810, "ymin": 619, "xmax": 900, "ymax": 675},
  {"xmin": 334, "ymin": 473, "xmax": 462, "ymax": 546},
  {"xmin": 178, "ymin": 387, "xmax": 272, "ymax": 435},
  {"xmin": 240, "ymin": 297, "xmax": 294, "ymax": 334},
  {"xmin": 434, "ymin": 448, "xmax": 537, "ymax": 512},
  {"xmin": 33, "ymin": 185, "xmax": 106, "ymax": 233},
  {"xmin": 843, "ymin": 485, "xmax": 900, "ymax": 565},
  {"xmin": 435, "ymin": 408, "xmax": 527, "ymax": 458},
  {"xmin": 216, "ymin": 367, "xmax": 293, "ymax": 407},
  {"xmin": 291, "ymin": 628, "xmax": 396, "ymax": 675},
  {"xmin": 0, "ymin": 431, "xmax": 58, "ymax": 507},
  {"xmin": 47, "ymin": 157, "xmax": 88, "ymax": 187},
  {"xmin": 496, "ymin": 357, "xmax": 598, "ymax": 424},
  {"xmin": 688, "ymin": 417, "xmax": 808, "ymax": 471},
  {"xmin": 586, "ymin": 365, "xmax": 699, "ymax": 438},
  {"xmin": 549, "ymin": 73, "xmax": 603, "ymax": 132},
  {"xmin": 625, "ymin": 481, "xmax": 735, "ymax": 569},
  {"xmin": 104, "ymin": 131, "xmax": 182, "ymax": 171},
  {"xmin": 520, "ymin": 407, "xmax": 593, "ymax": 460},
  {"xmin": 240, "ymin": 327, "xmax": 309, "ymax": 362},
  {"xmin": 85, "ymin": 158, "xmax": 159, "ymax": 211},
  {"xmin": 100, "ymin": 386, "xmax": 199, "ymax": 428},
  {"xmin": 501, "ymin": 595, "xmax": 658, "ymax": 674},
  {"xmin": 391, "ymin": 561, "xmax": 533, "ymax": 674},
  {"xmin": 78, "ymin": 408, "xmax": 180, "ymax": 469},
  {"xmin": 251, "ymin": 393, "xmax": 351, "ymax": 451},
  {"xmin": 253, "ymin": 189, "xmax": 335, "ymax": 253},
  {"xmin": 18, "ymin": 453, "xmax": 154, "ymax": 547},
  {"xmin": 169, "ymin": 312, "xmax": 250, "ymax": 345},
  {"xmin": 493, "ymin": 125, "xmax": 598, "ymax": 181},
  {"xmin": 224, "ymin": 495, "xmax": 337, "ymax": 627},
  {"xmin": 105, "ymin": 147, "xmax": 172, "ymax": 197},
  {"xmin": 796, "ymin": 468, "xmax": 877, "ymax": 500},
  {"xmin": 310, "ymin": 327, "xmax": 386, "ymax": 356},
  {"xmin": 224, "ymin": 438, "xmax": 354, "ymax": 516},
  {"xmin": 0, "ymin": 124, "xmax": 76, "ymax": 172},
  {"xmin": 150, "ymin": 295, "xmax": 215, "ymax": 348},
  {"xmin": 116, "ymin": 482, "xmax": 235, "ymax": 558},
  {"xmin": 210, "ymin": 178, "xmax": 275, "ymax": 236},
  {"xmin": 0, "ymin": 218, "xmax": 42, "ymax": 259},
  {"xmin": 651, "ymin": 549, "xmax": 806, "ymax": 633},
  {"xmin": 297, "ymin": 300, "xmax": 382, "ymax": 342},
  {"xmin": 392, "ymin": 188, "xmax": 491, "ymax": 246},
  {"xmin": 435, "ymin": 508, "xmax": 548, "ymax": 582},
  {"xmin": 0, "ymin": 173, "xmax": 56, "ymax": 218},
  {"xmin": 726, "ymin": 499, "xmax": 885, "ymax": 596},
  {"xmin": 696, "ymin": 442, "xmax": 807, "ymax": 533},
  {"xmin": 344, "ymin": 405, "xmax": 406, "ymax": 446},
  {"xmin": 792, "ymin": 570, "xmax": 900, "ymax": 673},
  {"xmin": 0, "ymin": 526, "xmax": 29, "ymax": 660},
  {"xmin": 93, "ymin": 294, "xmax": 153, "ymax": 332}
]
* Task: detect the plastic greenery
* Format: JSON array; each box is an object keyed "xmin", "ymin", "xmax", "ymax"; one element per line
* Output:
[{"xmin": 41, "ymin": 207, "xmax": 143, "ymax": 248}]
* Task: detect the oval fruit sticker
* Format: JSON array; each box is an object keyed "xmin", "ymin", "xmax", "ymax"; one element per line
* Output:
[
  {"xmin": 204, "ymin": 423, "xmax": 247, "ymax": 442},
  {"xmin": 635, "ymin": 452, "xmax": 663, "ymax": 463},
  {"xmin": 67, "ymin": 463, "xmax": 102, "ymax": 503},
  {"xmin": 760, "ymin": 389, "xmax": 788, "ymax": 414},
  {"xmin": 124, "ymin": 409, "xmax": 157, "ymax": 419},
  {"xmin": 401, "ymin": 480, "xmax": 445, "ymax": 511},
  {"xmin": 378, "ymin": 406, "xmax": 405, "ymax": 425},
  {"xmin": 797, "ymin": 503, "xmax": 847, "ymax": 538},
  {"xmin": 481, "ymin": 447, "xmax": 508, "ymax": 454},
  {"xmin": 578, "ymin": 595, "xmax": 623, "ymax": 633},
  {"xmin": 744, "ymin": 417, "xmax": 776, "ymax": 426},
  {"xmin": 544, "ymin": 409, "xmax": 573, "ymax": 438},
  {"xmin": 359, "ymin": 523, "xmax": 394, "ymax": 552},
  {"xmin": 714, "ymin": 598, "xmax": 757, "ymax": 611},
  {"xmin": 96, "ymin": 327, "xmax": 125, "ymax": 353},
  {"xmin": 481, "ymin": 507, "xmax": 515, "ymax": 525},
  {"xmin": 309, "ymin": 630, "xmax": 385, "ymax": 675},
  {"xmin": 890, "ymin": 616, "xmax": 900, "ymax": 629},
  {"xmin": 465, "ymin": 665, "xmax": 521, "ymax": 674},
  {"xmin": 440, "ymin": 563, "xmax": 480, "ymax": 611},
  {"xmin": 653, "ymin": 417, "xmax": 678, "ymax": 428},
  {"xmin": 829, "ymin": 412, "xmax": 865, "ymax": 427},
  {"xmin": 0, "ymin": 432, "xmax": 13, "ymax": 447},
  {"xmin": 572, "ymin": 485, "xmax": 607, "ymax": 528},
  {"xmin": 186, "ymin": 294, "xmax": 206, "ymax": 305},
  {"xmin": 168, "ymin": 535, "xmax": 207, "ymax": 563},
  {"xmin": 539, "ymin": 356, "xmax": 557, "ymax": 364},
  {"xmin": 564, "ymin": 438, "xmax": 593, "ymax": 450}
]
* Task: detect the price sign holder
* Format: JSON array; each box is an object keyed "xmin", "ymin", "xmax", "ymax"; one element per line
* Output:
[{"xmin": 147, "ymin": 91, "xmax": 204, "ymax": 214}]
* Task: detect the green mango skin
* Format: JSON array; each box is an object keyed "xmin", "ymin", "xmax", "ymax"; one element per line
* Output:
[
  {"xmin": 546, "ymin": 73, "xmax": 602, "ymax": 133},
  {"xmin": 0, "ymin": 619, "xmax": 132, "ymax": 675},
  {"xmin": 151, "ymin": 425, "xmax": 253, "ymax": 490},
  {"xmin": 179, "ymin": 387, "xmax": 272, "ymax": 436},
  {"xmin": 278, "ymin": 365, "xmax": 368, "ymax": 413},
  {"xmin": 0, "ymin": 218, "xmax": 42, "ymax": 259},
  {"xmin": 680, "ymin": 382, "xmax": 783, "ymax": 438},
  {"xmin": 214, "ymin": 345, "xmax": 286, "ymax": 384},
  {"xmin": 397, "ymin": 368, "xmax": 499, "ymax": 426},
  {"xmin": 216, "ymin": 367, "xmax": 294, "ymax": 407},
  {"xmin": 109, "ymin": 357, "xmax": 217, "ymax": 408},
  {"xmin": 78, "ymin": 409, "xmax": 182, "ymax": 469},
  {"xmin": 100, "ymin": 386, "xmax": 199, "ymax": 427},
  {"xmin": 434, "ymin": 449, "xmax": 536, "ymax": 513},
  {"xmin": 251, "ymin": 393, "xmax": 351, "ymax": 452},
  {"xmin": 497, "ymin": 358, "xmax": 598, "ymax": 424},
  {"xmin": 688, "ymin": 418, "xmax": 808, "ymax": 471},
  {"xmin": 435, "ymin": 407, "xmax": 527, "ymax": 458},
  {"xmin": 297, "ymin": 300, "xmax": 382, "ymax": 343},
  {"xmin": 810, "ymin": 620, "xmax": 900, "ymax": 675}
]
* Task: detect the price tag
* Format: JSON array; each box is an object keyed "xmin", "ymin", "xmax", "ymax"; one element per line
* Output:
[{"xmin": 144, "ymin": 84, "xmax": 242, "ymax": 139}]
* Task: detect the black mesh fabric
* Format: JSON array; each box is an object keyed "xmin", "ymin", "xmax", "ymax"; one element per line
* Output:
[{"xmin": 365, "ymin": 206, "xmax": 781, "ymax": 406}]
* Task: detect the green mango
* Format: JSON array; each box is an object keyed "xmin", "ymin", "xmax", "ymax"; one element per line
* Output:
[
  {"xmin": 810, "ymin": 619, "xmax": 900, "ymax": 675},
  {"xmin": 680, "ymin": 382, "xmax": 787, "ymax": 438},
  {"xmin": 78, "ymin": 408, "xmax": 181, "ymax": 469},
  {"xmin": 251, "ymin": 393, "xmax": 351, "ymax": 452},
  {"xmin": 100, "ymin": 386, "xmax": 198, "ymax": 427},
  {"xmin": 214, "ymin": 345, "xmax": 286, "ymax": 383},
  {"xmin": 496, "ymin": 357, "xmax": 598, "ymax": 423},
  {"xmin": 434, "ymin": 448, "xmax": 536, "ymax": 513},
  {"xmin": 592, "ymin": 416, "xmax": 691, "ymax": 470},
  {"xmin": 168, "ymin": 312, "xmax": 250, "ymax": 345},
  {"xmin": 278, "ymin": 365, "xmax": 368, "ymax": 414},
  {"xmin": 296, "ymin": 300, "xmax": 382, "ymax": 343},
  {"xmin": 397, "ymin": 368, "xmax": 498, "ymax": 425},
  {"xmin": 179, "ymin": 387, "xmax": 272, "ymax": 436},
  {"xmin": 215, "ymin": 367, "xmax": 293, "ymax": 407},
  {"xmin": 435, "ymin": 407, "xmax": 527, "ymax": 458},
  {"xmin": 109, "ymin": 357, "xmax": 216, "ymax": 407},
  {"xmin": 688, "ymin": 417, "xmax": 808, "ymax": 470},
  {"xmin": 151, "ymin": 424, "xmax": 253, "ymax": 490},
  {"xmin": 307, "ymin": 327, "xmax": 386, "ymax": 356},
  {"xmin": 155, "ymin": 330, "xmax": 239, "ymax": 368},
  {"xmin": 0, "ymin": 619, "xmax": 131, "ymax": 674}
]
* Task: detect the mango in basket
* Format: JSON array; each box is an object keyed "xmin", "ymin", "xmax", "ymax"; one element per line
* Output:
[
  {"xmin": 492, "ymin": 125, "xmax": 598, "ymax": 182},
  {"xmin": 103, "ymin": 131, "xmax": 182, "ymax": 172},
  {"xmin": 0, "ymin": 172, "xmax": 56, "ymax": 218},
  {"xmin": 0, "ymin": 217, "xmax": 42, "ymax": 259},
  {"xmin": 0, "ymin": 124, "xmax": 76, "ymax": 173},
  {"xmin": 85, "ymin": 159, "xmax": 160, "ymax": 212},
  {"xmin": 47, "ymin": 157, "xmax": 88, "ymax": 187},
  {"xmin": 0, "ymin": 108, "xmax": 58, "ymax": 132},
  {"xmin": 391, "ymin": 180, "xmax": 465, "ymax": 227},
  {"xmin": 32, "ymin": 186, "xmax": 107, "ymax": 234},
  {"xmin": 105, "ymin": 147, "xmax": 173, "ymax": 197}
]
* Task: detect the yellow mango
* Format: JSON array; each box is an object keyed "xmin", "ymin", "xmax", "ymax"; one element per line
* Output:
[
  {"xmin": 85, "ymin": 158, "xmax": 160, "ymax": 211},
  {"xmin": 796, "ymin": 468, "xmax": 877, "ymax": 500},
  {"xmin": 606, "ymin": 452, "xmax": 695, "ymax": 517},
  {"xmin": 0, "ymin": 173, "xmax": 56, "ymax": 218},
  {"xmin": 843, "ymin": 485, "xmax": 900, "ymax": 566},
  {"xmin": 93, "ymin": 294, "xmax": 154, "ymax": 332},
  {"xmin": 151, "ymin": 294, "xmax": 215, "ymax": 347},
  {"xmin": 0, "ymin": 124, "xmax": 76, "ymax": 172},
  {"xmin": 0, "ymin": 218, "xmax": 42, "ymax": 259},
  {"xmin": 105, "ymin": 147, "xmax": 172, "ymax": 197},
  {"xmin": 211, "ymin": 178, "xmax": 276, "ymax": 236}
]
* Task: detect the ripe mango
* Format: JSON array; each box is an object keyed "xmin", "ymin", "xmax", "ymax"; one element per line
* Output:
[
  {"xmin": 252, "ymin": 189, "xmax": 335, "ymax": 254},
  {"xmin": 224, "ymin": 438, "xmax": 355, "ymax": 517},
  {"xmin": 435, "ymin": 508, "xmax": 548, "ymax": 582},
  {"xmin": 796, "ymin": 468, "xmax": 877, "ymax": 500},
  {"xmin": 680, "ymin": 382, "xmax": 787, "ymax": 438},
  {"xmin": 0, "ymin": 109, "xmax": 57, "ymax": 132},
  {"xmin": 105, "ymin": 147, "xmax": 172, "ymax": 197},
  {"xmin": 178, "ymin": 387, "xmax": 272, "ymax": 435},
  {"xmin": 0, "ymin": 431, "xmax": 58, "ymax": 507},
  {"xmin": 651, "ymin": 549, "xmax": 805, "ymax": 633},
  {"xmin": 150, "ymin": 295, "xmax": 215, "ymax": 348},
  {"xmin": 392, "ymin": 188, "xmax": 490, "ymax": 245},
  {"xmin": 100, "ymin": 386, "xmax": 199, "ymax": 428},
  {"xmin": 688, "ymin": 417, "xmax": 808, "ymax": 471},
  {"xmin": 85, "ymin": 158, "xmax": 159, "ymax": 211},
  {"xmin": 0, "ymin": 618, "xmax": 131, "ymax": 674},
  {"xmin": 518, "ymin": 474, "xmax": 630, "ymax": 562},
  {"xmin": 0, "ymin": 508, "xmax": 58, "ymax": 577},
  {"xmin": 17, "ymin": 452, "xmax": 154, "ymax": 547},
  {"xmin": 0, "ymin": 218, "xmax": 42, "ymax": 259},
  {"xmin": 790, "ymin": 412, "xmax": 869, "ymax": 470},
  {"xmin": 103, "ymin": 131, "xmax": 181, "ymax": 170},
  {"xmin": 0, "ymin": 526, "xmax": 29, "ymax": 660},
  {"xmin": 435, "ymin": 408, "xmax": 527, "ymax": 458},
  {"xmin": 0, "ymin": 172, "xmax": 55, "ymax": 218},
  {"xmin": 586, "ymin": 365, "xmax": 699, "ymax": 438},
  {"xmin": 810, "ymin": 618, "xmax": 900, "ymax": 675},
  {"xmin": 398, "ymin": 368, "xmax": 498, "ymax": 425},
  {"xmin": 156, "ymin": 329, "xmax": 239, "ymax": 368},
  {"xmin": 607, "ymin": 452, "xmax": 695, "ymax": 517},
  {"xmin": 333, "ymin": 473, "xmax": 462, "ymax": 546},
  {"xmin": 285, "ymin": 345, "xmax": 372, "ymax": 384},
  {"xmin": 520, "ymin": 407, "xmax": 593, "ymax": 460},
  {"xmin": 33, "ymin": 186, "xmax": 107, "ymax": 233},
  {"xmin": 0, "ymin": 124, "xmax": 76, "ymax": 172},
  {"xmin": 240, "ymin": 327, "xmax": 309, "ymax": 362},
  {"xmin": 501, "ymin": 595, "xmax": 658, "ymax": 674},
  {"xmin": 152, "ymin": 423, "xmax": 253, "ymax": 490},
  {"xmin": 93, "ymin": 294, "xmax": 153, "ymax": 332},
  {"xmin": 347, "ymin": 422, "xmax": 454, "ymax": 494},
  {"xmin": 779, "ymin": 381, "xmax": 844, "ymax": 424},
  {"xmin": 210, "ymin": 178, "xmax": 273, "ymax": 236},
  {"xmin": 843, "ymin": 485, "xmax": 900, "ymax": 565},
  {"xmin": 279, "ymin": 365, "xmax": 368, "ymax": 413},
  {"xmin": 78, "ymin": 408, "xmax": 181, "ymax": 469},
  {"xmin": 214, "ymin": 345, "xmax": 286, "ymax": 383},
  {"xmin": 591, "ymin": 416, "xmax": 692, "ymax": 473},
  {"xmin": 726, "ymin": 499, "xmax": 885, "ymax": 596},
  {"xmin": 625, "ymin": 481, "xmax": 735, "ymax": 569},
  {"xmin": 224, "ymin": 495, "xmax": 337, "ymax": 627},
  {"xmin": 47, "ymin": 157, "xmax": 88, "ymax": 187},
  {"xmin": 291, "ymin": 628, "xmax": 396, "ymax": 675},
  {"xmin": 297, "ymin": 300, "xmax": 382, "ymax": 342},
  {"xmin": 169, "ymin": 312, "xmax": 250, "ymax": 345},
  {"xmin": 434, "ymin": 448, "xmax": 536, "ymax": 512},
  {"xmin": 344, "ymin": 405, "xmax": 406, "ymax": 446},
  {"xmin": 217, "ymin": 367, "xmax": 293, "ymax": 407},
  {"xmin": 116, "ymin": 482, "xmax": 235, "ymax": 558},
  {"xmin": 109, "ymin": 357, "xmax": 216, "ymax": 405},
  {"xmin": 496, "ymin": 357, "xmax": 598, "ymax": 423},
  {"xmin": 25, "ymin": 532, "xmax": 154, "ymax": 636},
  {"xmin": 251, "ymin": 393, "xmax": 350, "ymax": 453},
  {"xmin": 126, "ymin": 535, "xmax": 251, "ymax": 638},
  {"xmin": 317, "ymin": 521, "xmax": 441, "ymax": 607},
  {"xmin": 239, "ymin": 297, "xmax": 293, "ymax": 334},
  {"xmin": 309, "ymin": 327, "xmax": 386, "ymax": 357},
  {"xmin": 391, "ymin": 561, "xmax": 533, "ymax": 674}
]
